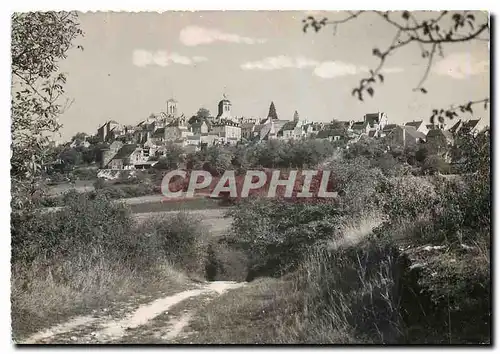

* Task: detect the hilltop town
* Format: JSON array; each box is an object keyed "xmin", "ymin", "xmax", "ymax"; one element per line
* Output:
[{"xmin": 72, "ymin": 95, "xmax": 485, "ymax": 170}]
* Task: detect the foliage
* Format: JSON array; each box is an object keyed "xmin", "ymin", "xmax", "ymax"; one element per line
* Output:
[
  {"xmin": 70, "ymin": 132, "xmax": 87, "ymax": 142},
  {"xmin": 302, "ymin": 11, "xmax": 489, "ymax": 120},
  {"xmin": 227, "ymin": 157, "xmax": 385, "ymax": 278},
  {"xmin": 196, "ymin": 107, "xmax": 211, "ymax": 119},
  {"xmin": 11, "ymin": 11, "xmax": 84, "ymax": 210},
  {"xmin": 154, "ymin": 143, "xmax": 186, "ymax": 170},
  {"xmin": 421, "ymin": 154, "xmax": 451, "ymax": 175},
  {"xmin": 11, "ymin": 193, "xmax": 205, "ymax": 271},
  {"xmin": 228, "ymin": 198, "xmax": 346, "ymax": 279}
]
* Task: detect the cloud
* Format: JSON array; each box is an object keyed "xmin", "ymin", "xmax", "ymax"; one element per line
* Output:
[
  {"xmin": 241, "ymin": 56, "xmax": 319, "ymax": 70},
  {"xmin": 313, "ymin": 61, "xmax": 360, "ymax": 78},
  {"xmin": 433, "ymin": 52, "xmax": 489, "ymax": 79},
  {"xmin": 133, "ymin": 50, "xmax": 208, "ymax": 67},
  {"xmin": 241, "ymin": 56, "xmax": 404, "ymax": 79},
  {"xmin": 179, "ymin": 26, "xmax": 267, "ymax": 46}
]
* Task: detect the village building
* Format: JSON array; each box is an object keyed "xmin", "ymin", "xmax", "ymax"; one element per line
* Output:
[
  {"xmin": 164, "ymin": 116, "xmax": 191, "ymax": 142},
  {"xmin": 385, "ymin": 125, "xmax": 426, "ymax": 148},
  {"xmin": 316, "ymin": 129, "xmax": 347, "ymax": 142},
  {"xmin": 404, "ymin": 120, "xmax": 429, "ymax": 135},
  {"xmin": 97, "ymin": 120, "xmax": 121, "ymax": 142},
  {"xmin": 447, "ymin": 118, "xmax": 481, "ymax": 136},
  {"xmin": 211, "ymin": 119, "xmax": 241, "ymax": 145},
  {"xmin": 364, "ymin": 112, "xmax": 389, "ymax": 132},
  {"xmin": 426, "ymin": 128, "xmax": 454, "ymax": 152}
]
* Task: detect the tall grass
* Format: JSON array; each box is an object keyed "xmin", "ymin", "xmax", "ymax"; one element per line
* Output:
[{"xmin": 11, "ymin": 193, "xmax": 207, "ymax": 340}]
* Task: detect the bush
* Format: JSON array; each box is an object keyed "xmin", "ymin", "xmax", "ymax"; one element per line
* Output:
[
  {"xmin": 11, "ymin": 193, "xmax": 134, "ymax": 265},
  {"xmin": 375, "ymin": 175, "xmax": 438, "ymax": 222},
  {"xmin": 228, "ymin": 198, "xmax": 347, "ymax": 279},
  {"xmin": 11, "ymin": 193, "xmax": 208, "ymax": 338},
  {"xmin": 132, "ymin": 213, "xmax": 206, "ymax": 274},
  {"xmin": 93, "ymin": 178, "xmax": 107, "ymax": 190}
]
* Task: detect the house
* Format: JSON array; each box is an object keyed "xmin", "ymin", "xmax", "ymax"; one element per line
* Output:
[
  {"xmin": 211, "ymin": 119, "xmax": 241, "ymax": 144},
  {"xmin": 316, "ymin": 129, "xmax": 346, "ymax": 142},
  {"xmin": 447, "ymin": 120, "xmax": 463, "ymax": 135},
  {"xmin": 251, "ymin": 119, "xmax": 287, "ymax": 141},
  {"xmin": 240, "ymin": 121, "xmax": 257, "ymax": 140},
  {"xmin": 364, "ymin": 112, "xmax": 388, "ymax": 131},
  {"xmin": 165, "ymin": 116, "xmax": 191, "ymax": 142},
  {"xmin": 386, "ymin": 125, "xmax": 426, "ymax": 148},
  {"xmin": 460, "ymin": 119, "xmax": 481, "ymax": 136},
  {"xmin": 106, "ymin": 144, "xmax": 140, "ymax": 170},
  {"xmin": 97, "ymin": 120, "xmax": 121, "ymax": 142},
  {"xmin": 380, "ymin": 123, "xmax": 398, "ymax": 137},
  {"xmin": 278, "ymin": 110, "xmax": 308, "ymax": 140},
  {"xmin": 278, "ymin": 120, "xmax": 301, "ymax": 140},
  {"xmin": 302, "ymin": 123, "xmax": 322, "ymax": 137},
  {"xmin": 150, "ymin": 127, "xmax": 166, "ymax": 145},
  {"xmin": 190, "ymin": 120, "xmax": 210, "ymax": 135},
  {"xmin": 405, "ymin": 120, "xmax": 429, "ymax": 135},
  {"xmin": 100, "ymin": 141, "xmax": 123, "ymax": 168},
  {"xmin": 350, "ymin": 121, "xmax": 370, "ymax": 135},
  {"xmin": 426, "ymin": 129, "xmax": 454, "ymax": 152}
]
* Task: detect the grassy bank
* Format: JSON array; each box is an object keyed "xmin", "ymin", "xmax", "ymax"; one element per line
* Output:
[{"xmin": 10, "ymin": 193, "xmax": 209, "ymax": 341}]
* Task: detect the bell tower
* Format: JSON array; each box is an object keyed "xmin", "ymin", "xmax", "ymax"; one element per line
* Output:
[
  {"xmin": 216, "ymin": 93, "xmax": 232, "ymax": 120},
  {"xmin": 166, "ymin": 98, "xmax": 178, "ymax": 117}
]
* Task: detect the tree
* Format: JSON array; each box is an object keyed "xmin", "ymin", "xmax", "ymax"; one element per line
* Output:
[
  {"xmin": 59, "ymin": 147, "xmax": 82, "ymax": 168},
  {"xmin": 71, "ymin": 132, "xmax": 87, "ymax": 142},
  {"xmin": 329, "ymin": 119, "xmax": 347, "ymax": 131},
  {"xmin": 189, "ymin": 107, "xmax": 211, "ymax": 125},
  {"xmin": 303, "ymin": 11, "xmax": 489, "ymax": 124},
  {"xmin": 196, "ymin": 107, "xmax": 211, "ymax": 119},
  {"xmin": 156, "ymin": 143, "xmax": 186, "ymax": 170},
  {"xmin": 11, "ymin": 12, "xmax": 84, "ymax": 209},
  {"xmin": 267, "ymin": 101, "xmax": 279, "ymax": 120}
]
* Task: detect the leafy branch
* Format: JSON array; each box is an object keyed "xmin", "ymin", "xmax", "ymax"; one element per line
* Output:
[{"xmin": 303, "ymin": 11, "xmax": 489, "ymax": 121}]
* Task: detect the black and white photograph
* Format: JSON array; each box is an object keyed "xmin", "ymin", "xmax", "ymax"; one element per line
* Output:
[{"xmin": 7, "ymin": 7, "xmax": 491, "ymax": 345}]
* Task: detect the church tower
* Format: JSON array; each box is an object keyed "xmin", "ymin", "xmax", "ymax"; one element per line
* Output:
[
  {"xmin": 166, "ymin": 98, "xmax": 178, "ymax": 117},
  {"xmin": 216, "ymin": 93, "xmax": 232, "ymax": 121}
]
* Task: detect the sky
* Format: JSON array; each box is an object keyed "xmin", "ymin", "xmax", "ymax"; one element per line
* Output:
[{"xmin": 54, "ymin": 10, "xmax": 490, "ymax": 141}]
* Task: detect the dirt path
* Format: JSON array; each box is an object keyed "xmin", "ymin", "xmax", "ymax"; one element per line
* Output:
[{"xmin": 19, "ymin": 281, "xmax": 245, "ymax": 344}]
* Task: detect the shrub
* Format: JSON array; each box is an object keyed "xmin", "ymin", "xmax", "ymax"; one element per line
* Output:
[
  {"xmin": 11, "ymin": 193, "xmax": 208, "ymax": 338},
  {"xmin": 324, "ymin": 156, "xmax": 385, "ymax": 216},
  {"xmin": 132, "ymin": 213, "xmax": 206, "ymax": 274},
  {"xmin": 11, "ymin": 193, "xmax": 134, "ymax": 266},
  {"xmin": 228, "ymin": 198, "xmax": 347, "ymax": 279},
  {"xmin": 93, "ymin": 178, "xmax": 107, "ymax": 190},
  {"xmin": 375, "ymin": 175, "xmax": 438, "ymax": 222}
]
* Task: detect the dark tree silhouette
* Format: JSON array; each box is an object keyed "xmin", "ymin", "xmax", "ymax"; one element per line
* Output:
[
  {"xmin": 303, "ymin": 10, "xmax": 489, "ymax": 124},
  {"xmin": 268, "ymin": 101, "xmax": 279, "ymax": 120},
  {"xmin": 196, "ymin": 107, "xmax": 211, "ymax": 119}
]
